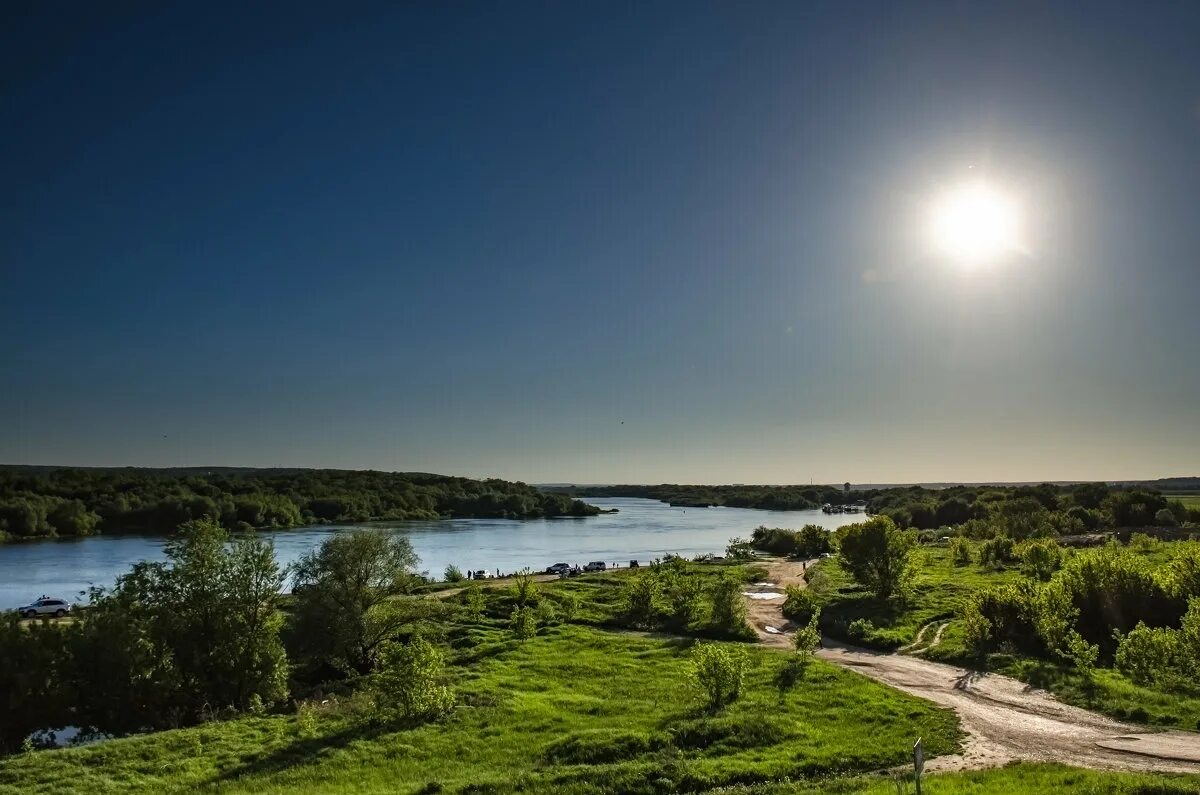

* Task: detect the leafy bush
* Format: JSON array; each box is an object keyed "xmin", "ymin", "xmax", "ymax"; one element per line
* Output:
[
  {"xmin": 960, "ymin": 582, "xmax": 1041, "ymax": 656},
  {"xmin": 461, "ymin": 583, "xmax": 486, "ymax": 619},
  {"xmin": 1115, "ymin": 622, "xmax": 1183, "ymax": 685},
  {"xmin": 1018, "ymin": 538, "xmax": 1063, "ymax": 581},
  {"xmin": 781, "ymin": 586, "xmax": 819, "ymax": 625},
  {"xmin": 689, "ymin": 643, "xmax": 749, "ymax": 710},
  {"xmin": 664, "ymin": 570, "xmax": 705, "ymax": 631},
  {"xmin": 443, "ymin": 565, "xmax": 465, "ymax": 583},
  {"xmin": 750, "ymin": 525, "xmax": 831, "ymax": 558},
  {"xmin": 509, "ymin": 607, "xmax": 538, "ymax": 640},
  {"xmin": 725, "ymin": 537, "xmax": 755, "ymax": 561},
  {"xmin": 979, "ymin": 536, "xmax": 1017, "ymax": 568},
  {"xmin": 949, "ymin": 537, "xmax": 973, "ymax": 567},
  {"xmin": 510, "ymin": 569, "xmax": 539, "ymax": 608},
  {"xmin": 708, "ymin": 574, "xmax": 753, "ymax": 639},
  {"xmin": 370, "ymin": 637, "xmax": 455, "ymax": 723},
  {"xmin": 847, "ymin": 618, "xmax": 875, "ymax": 643},
  {"xmin": 621, "ymin": 571, "xmax": 663, "ymax": 629}
]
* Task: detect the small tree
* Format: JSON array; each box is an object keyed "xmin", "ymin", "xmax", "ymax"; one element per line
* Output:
[
  {"xmin": 664, "ymin": 571, "xmax": 704, "ymax": 631},
  {"xmin": 460, "ymin": 583, "xmax": 486, "ymax": 619},
  {"xmin": 690, "ymin": 643, "xmax": 748, "ymax": 710},
  {"xmin": 781, "ymin": 586, "xmax": 819, "ymax": 625},
  {"xmin": 709, "ymin": 573, "xmax": 752, "ymax": 638},
  {"xmin": 949, "ymin": 537, "xmax": 973, "ymax": 567},
  {"xmin": 837, "ymin": 516, "xmax": 915, "ymax": 600},
  {"xmin": 443, "ymin": 565, "xmax": 465, "ymax": 583},
  {"xmin": 370, "ymin": 637, "xmax": 454, "ymax": 723},
  {"xmin": 510, "ymin": 568, "xmax": 539, "ymax": 609},
  {"xmin": 509, "ymin": 606, "xmax": 538, "ymax": 640},
  {"xmin": 725, "ymin": 537, "xmax": 755, "ymax": 561}
]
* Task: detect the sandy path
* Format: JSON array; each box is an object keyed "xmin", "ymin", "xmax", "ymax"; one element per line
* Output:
[{"xmin": 745, "ymin": 558, "xmax": 1200, "ymax": 774}]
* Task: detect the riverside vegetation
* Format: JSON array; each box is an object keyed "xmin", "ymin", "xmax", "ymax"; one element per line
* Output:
[
  {"xmin": 750, "ymin": 488, "xmax": 1200, "ymax": 733},
  {"xmin": 0, "ymin": 467, "xmax": 598, "ymax": 542},
  {"xmin": 2, "ymin": 515, "xmax": 1199, "ymax": 793}
]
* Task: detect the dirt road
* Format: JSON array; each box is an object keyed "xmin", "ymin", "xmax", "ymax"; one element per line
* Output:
[{"xmin": 743, "ymin": 558, "xmax": 1200, "ymax": 774}]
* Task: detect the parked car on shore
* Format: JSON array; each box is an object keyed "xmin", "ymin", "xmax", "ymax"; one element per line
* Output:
[
  {"xmin": 584, "ymin": 561, "xmax": 607, "ymax": 572},
  {"xmin": 545, "ymin": 562, "xmax": 571, "ymax": 575},
  {"xmin": 19, "ymin": 597, "xmax": 72, "ymax": 618}
]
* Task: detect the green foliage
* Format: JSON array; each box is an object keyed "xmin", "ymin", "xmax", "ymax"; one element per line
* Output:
[
  {"xmin": 1114, "ymin": 622, "xmax": 1184, "ymax": 686},
  {"xmin": 460, "ymin": 583, "xmax": 486, "ymax": 619},
  {"xmin": 689, "ymin": 642, "xmax": 748, "ymax": 710},
  {"xmin": 979, "ymin": 536, "xmax": 1017, "ymax": 568},
  {"xmin": 708, "ymin": 573, "xmax": 753, "ymax": 639},
  {"xmin": 620, "ymin": 571, "xmax": 663, "ymax": 629},
  {"xmin": 510, "ymin": 568, "xmax": 539, "ymax": 609},
  {"xmin": 1018, "ymin": 538, "xmax": 1064, "ymax": 581},
  {"xmin": 847, "ymin": 618, "xmax": 875, "ymax": 643},
  {"xmin": 663, "ymin": 568, "xmax": 705, "ymax": 631},
  {"xmin": 1166, "ymin": 543, "xmax": 1200, "ymax": 600},
  {"xmin": 750, "ymin": 524, "xmax": 831, "ymax": 558},
  {"xmin": 509, "ymin": 606, "xmax": 538, "ymax": 640},
  {"xmin": 792, "ymin": 611, "xmax": 822, "ymax": 657},
  {"xmin": 66, "ymin": 519, "xmax": 289, "ymax": 736},
  {"xmin": 781, "ymin": 585, "xmax": 820, "ymax": 624},
  {"xmin": 724, "ymin": 536, "xmax": 755, "ymax": 561},
  {"xmin": 0, "ymin": 617, "xmax": 72, "ymax": 754},
  {"xmin": 443, "ymin": 564, "xmax": 465, "ymax": 582},
  {"xmin": 0, "ymin": 467, "xmax": 599, "ymax": 541},
  {"xmin": 949, "ymin": 536, "xmax": 973, "ymax": 566},
  {"xmin": 837, "ymin": 516, "xmax": 915, "ymax": 600},
  {"xmin": 290, "ymin": 529, "xmax": 426, "ymax": 674},
  {"xmin": 369, "ymin": 637, "xmax": 455, "ymax": 723}
]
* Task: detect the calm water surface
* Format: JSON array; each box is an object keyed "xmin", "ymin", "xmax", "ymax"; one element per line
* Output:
[{"xmin": 0, "ymin": 497, "xmax": 866, "ymax": 609}]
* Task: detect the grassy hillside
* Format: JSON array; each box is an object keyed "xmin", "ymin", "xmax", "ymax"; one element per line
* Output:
[{"xmin": 0, "ymin": 622, "xmax": 961, "ymax": 794}]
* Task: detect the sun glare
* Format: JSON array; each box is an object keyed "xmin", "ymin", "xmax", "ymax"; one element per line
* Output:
[{"xmin": 929, "ymin": 182, "xmax": 1020, "ymax": 265}]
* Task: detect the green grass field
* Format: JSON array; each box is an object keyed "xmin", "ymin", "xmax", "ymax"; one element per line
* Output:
[
  {"xmin": 4, "ymin": 559, "xmax": 1200, "ymax": 794},
  {"xmin": 1166, "ymin": 493, "xmax": 1200, "ymax": 510},
  {"xmin": 0, "ymin": 622, "xmax": 961, "ymax": 794}
]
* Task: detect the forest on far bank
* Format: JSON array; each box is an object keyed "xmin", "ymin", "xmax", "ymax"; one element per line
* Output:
[{"xmin": 0, "ymin": 467, "xmax": 598, "ymax": 541}]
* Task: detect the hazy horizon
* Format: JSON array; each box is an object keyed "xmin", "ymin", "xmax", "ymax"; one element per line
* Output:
[{"xmin": 5, "ymin": 2, "xmax": 1199, "ymax": 484}]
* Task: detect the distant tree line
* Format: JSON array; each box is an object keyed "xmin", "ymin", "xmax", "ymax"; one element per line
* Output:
[
  {"xmin": 559, "ymin": 482, "xmax": 1199, "ymax": 532},
  {"xmin": 0, "ymin": 467, "xmax": 599, "ymax": 542}
]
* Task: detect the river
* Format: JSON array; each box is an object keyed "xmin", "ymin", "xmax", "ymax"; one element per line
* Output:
[{"xmin": 0, "ymin": 497, "xmax": 867, "ymax": 609}]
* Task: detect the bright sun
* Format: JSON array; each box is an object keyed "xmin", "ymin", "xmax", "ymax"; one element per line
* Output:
[{"xmin": 929, "ymin": 182, "xmax": 1020, "ymax": 265}]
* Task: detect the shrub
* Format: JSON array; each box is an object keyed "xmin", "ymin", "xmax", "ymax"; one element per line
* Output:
[
  {"xmin": 664, "ymin": 571, "xmax": 705, "ymax": 631},
  {"xmin": 510, "ymin": 569, "xmax": 539, "ymax": 608},
  {"xmin": 1156, "ymin": 508, "xmax": 1179, "ymax": 527},
  {"xmin": 535, "ymin": 599, "xmax": 558, "ymax": 626},
  {"xmin": 725, "ymin": 537, "xmax": 755, "ymax": 561},
  {"xmin": 792, "ymin": 611, "xmax": 821, "ymax": 658},
  {"xmin": 370, "ymin": 637, "xmax": 455, "ymax": 723},
  {"xmin": 1167, "ymin": 544, "xmax": 1200, "ymax": 600},
  {"xmin": 443, "ymin": 565, "xmax": 465, "ymax": 583},
  {"xmin": 781, "ymin": 586, "xmax": 819, "ymax": 625},
  {"xmin": 847, "ymin": 618, "xmax": 875, "ymax": 644},
  {"xmin": 1115, "ymin": 622, "xmax": 1183, "ymax": 686},
  {"xmin": 621, "ymin": 571, "xmax": 663, "ymax": 629},
  {"xmin": 979, "ymin": 536, "xmax": 1017, "ymax": 569},
  {"xmin": 949, "ymin": 537, "xmax": 973, "ymax": 567},
  {"xmin": 509, "ymin": 607, "xmax": 538, "ymax": 640},
  {"xmin": 461, "ymin": 583, "xmax": 486, "ymax": 619},
  {"xmin": 689, "ymin": 643, "xmax": 749, "ymax": 710},
  {"xmin": 552, "ymin": 591, "xmax": 580, "ymax": 622},
  {"xmin": 709, "ymin": 574, "xmax": 753, "ymax": 638},
  {"xmin": 1018, "ymin": 538, "xmax": 1063, "ymax": 581},
  {"xmin": 960, "ymin": 582, "xmax": 1041, "ymax": 655}
]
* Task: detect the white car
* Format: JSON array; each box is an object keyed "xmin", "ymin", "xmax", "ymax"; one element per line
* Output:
[{"xmin": 19, "ymin": 597, "xmax": 72, "ymax": 618}]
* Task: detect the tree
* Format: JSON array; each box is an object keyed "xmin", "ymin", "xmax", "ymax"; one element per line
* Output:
[
  {"xmin": 837, "ymin": 516, "xmax": 915, "ymax": 600},
  {"xmin": 0, "ymin": 616, "xmax": 72, "ymax": 754},
  {"xmin": 690, "ymin": 643, "xmax": 748, "ymax": 710},
  {"xmin": 664, "ymin": 570, "xmax": 704, "ymax": 631},
  {"xmin": 509, "ymin": 606, "xmax": 538, "ymax": 640},
  {"xmin": 290, "ymin": 529, "xmax": 423, "ymax": 674},
  {"xmin": 460, "ymin": 583, "xmax": 486, "ymax": 619},
  {"xmin": 949, "ymin": 537, "xmax": 973, "ymax": 567},
  {"xmin": 510, "ymin": 568, "xmax": 539, "ymax": 608},
  {"xmin": 621, "ymin": 571, "xmax": 663, "ymax": 629},
  {"xmin": 709, "ymin": 573, "xmax": 752, "ymax": 638},
  {"xmin": 71, "ymin": 519, "xmax": 288, "ymax": 733},
  {"xmin": 443, "ymin": 564, "xmax": 465, "ymax": 582},
  {"xmin": 369, "ymin": 637, "xmax": 454, "ymax": 723}
]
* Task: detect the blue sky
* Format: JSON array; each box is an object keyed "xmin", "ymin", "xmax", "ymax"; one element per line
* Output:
[{"xmin": 3, "ymin": 1, "xmax": 1199, "ymax": 483}]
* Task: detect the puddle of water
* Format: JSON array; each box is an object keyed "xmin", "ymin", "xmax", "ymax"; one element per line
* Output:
[
  {"xmin": 742, "ymin": 592, "xmax": 784, "ymax": 600},
  {"xmin": 765, "ymin": 626, "xmax": 783, "ymax": 634}
]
